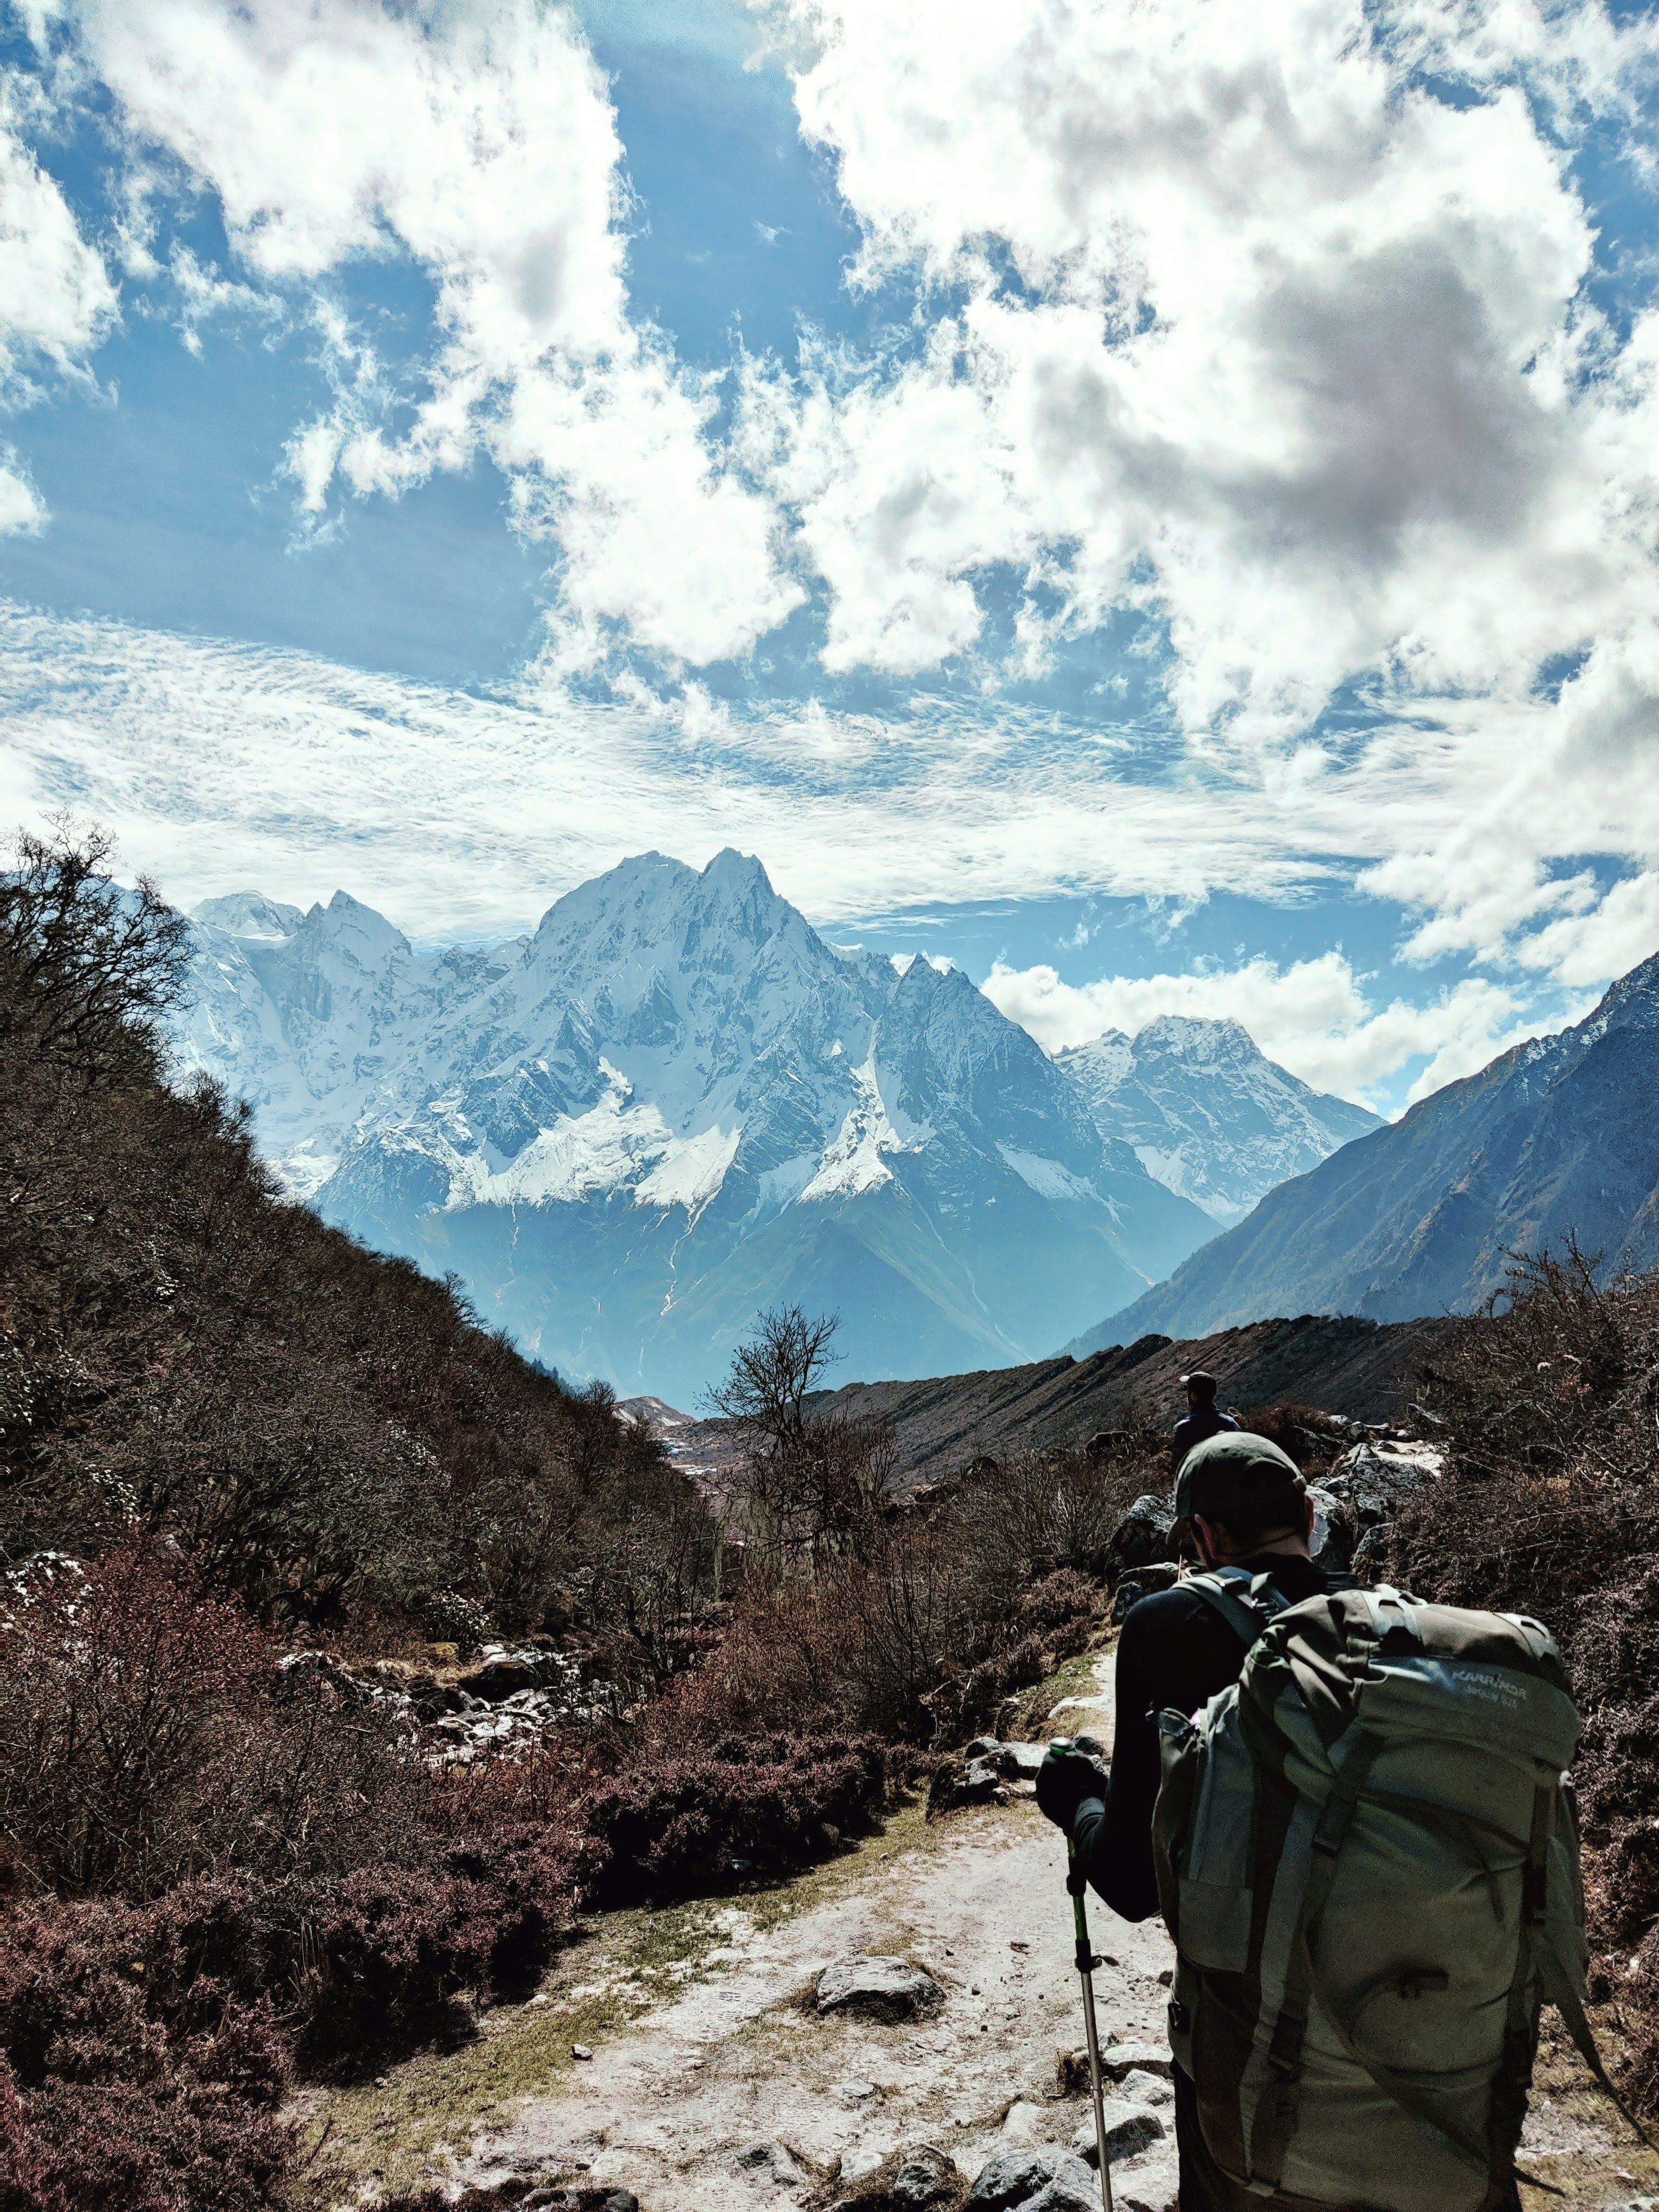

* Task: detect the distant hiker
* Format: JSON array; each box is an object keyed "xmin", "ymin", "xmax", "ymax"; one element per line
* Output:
[
  {"xmin": 1038, "ymin": 1430, "xmax": 1608, "ymax": 2212},
  {"xmin": 1170, "ymin": 1368, "xmax": 1238, "ymax": 1479}
]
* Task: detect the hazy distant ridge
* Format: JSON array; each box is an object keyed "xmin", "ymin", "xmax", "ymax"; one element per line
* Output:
[{"xmin": 1098, "ymin": 948, "xmax": 1659, "ymax": 1340}]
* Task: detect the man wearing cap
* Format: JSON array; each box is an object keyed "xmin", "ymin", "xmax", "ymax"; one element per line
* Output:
[
  {"xmin": 1036, "ymin": 1432, "xmax": 1353, "ymax": 2209},
  {"xmin": 1171, "ymin": 1369, "xmax": 1238, "ymax": 1480}
]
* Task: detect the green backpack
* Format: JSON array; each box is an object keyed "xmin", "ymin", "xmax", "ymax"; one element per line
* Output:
[{"xmin": 1152, "ymin": 1569, "xmax": 1626, "ymax": 2211}]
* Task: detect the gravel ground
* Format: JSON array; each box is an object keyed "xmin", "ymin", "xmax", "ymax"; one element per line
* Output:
[{"xmin": 340, "ymin": 1650, "xmax": 1659, "ymax": 2211}]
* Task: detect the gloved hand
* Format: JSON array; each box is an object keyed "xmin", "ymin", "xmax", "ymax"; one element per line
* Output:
[{"xmin": 1036, "ymin": 1737, "xmax": 1107, "ymax": 1833}]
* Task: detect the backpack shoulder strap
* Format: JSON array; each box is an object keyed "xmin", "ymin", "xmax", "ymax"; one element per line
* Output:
[{"xmin": 1184, "ymin": 1566, "xmax": 1291, "ymax": 1651}]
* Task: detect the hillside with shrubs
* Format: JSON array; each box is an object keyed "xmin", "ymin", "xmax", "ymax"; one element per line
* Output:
[
  {"xmin": 0, "ymin": 831, "xmax": 1149, "ymax": 2210},
  {"xmin": 4, "ymin": 828, "xmax": 1659, "ymax": 2210}
]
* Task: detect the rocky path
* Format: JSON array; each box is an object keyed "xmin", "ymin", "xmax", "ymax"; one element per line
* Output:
[{"xmin": 325, "ymin": 1651, "xmax": 1659, "ymax": 2211}]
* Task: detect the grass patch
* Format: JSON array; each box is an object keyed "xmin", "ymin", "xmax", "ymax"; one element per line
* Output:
[
  {"xmin": 1520, "ymin": 2016, "xmax": 1659, "ymax": 2203},
  {"xmin": 999, "ymin": 1632, "xmax": 1114, "ymax": 1744},
  {"xmin": 314, "ymin": 1897, "xmax": 726, "ymax": 2199}
]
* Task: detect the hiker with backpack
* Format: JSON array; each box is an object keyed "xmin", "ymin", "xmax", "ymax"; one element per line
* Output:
[
  {"xmin": 1170, "ymin": 1370, "xmax": 1239, "ymax": 1481},
  {"xmin": 1038, "ymin": 1429, "xmax": 1613, "ymax": 2211}
]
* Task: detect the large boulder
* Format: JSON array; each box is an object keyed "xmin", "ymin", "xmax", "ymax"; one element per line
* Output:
[
  {"xmin": 1114, "ymin": 2161, "xmax": 1181, "ymax": 2212},
  {"xmin": 1108, "ymin": 1494, "xmax": 1177, "ymax": 1571},
  {"xmin": 816, "ymin": 1956, "xmax": 946, "ymax": 2020},
  {"xmin": 1098, "ymin": 2043, "xmax": 1174, "ymax": 2084},
  {"xmin": 960, "ymin": 1736, "xmax": 1046, "ymax": 1780},
  {"xmin": 1116, "ymin": 2068, "xmax": 1173, "ymax": 2108},
  {"xmin": 456, "ymin": 1642, "xmax": 579, "ymax": 1703},
  {"xmin": 927, "ymin": 1755, "xmax": 1009, "ymax": 1818},
  {"xmin": 889, "ymin": 2147, "xmax": 962, "ymax": 2205},
  {"xmin": 1305, "ymin": 1481, "xmax": 1356, "ymax": 1567},
  {"xmin": 1057, "ymin": 2038, "xmax": 1175, "ymax": 2095},
  {"xmin": 1321, "ymin": 1439, "xmax": 1443, "ymax": 1531},
  {"xmin": 828, "ymin": 2144, "xmax": 963, "ymax": 2210},
  {"xmin": 735, "ymin": 2140, "xmax": 804, "ymax": 2188}
]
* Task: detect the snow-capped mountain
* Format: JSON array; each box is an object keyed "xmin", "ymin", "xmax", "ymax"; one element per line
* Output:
[
  {"xmin": 1053, "ymin": 1016, "xmax": 1380, "ymax": 1225},
  {"xmin": 175, "ymin": 851, "xmax": 1217, "ymax": 1402},
  {"xmin": 1104, "ymin": 946, "xmax": 1659, "ymax": 1342}
]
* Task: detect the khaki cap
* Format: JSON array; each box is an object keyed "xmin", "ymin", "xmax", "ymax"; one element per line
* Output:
[{"xmin": 1172, "ymin": 1429, "xmax": 1306, "ymax": 1525}]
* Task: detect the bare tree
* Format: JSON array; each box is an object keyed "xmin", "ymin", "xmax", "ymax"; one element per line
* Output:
[
  {"xmin": 706, "ymin": 1303, "xmax": 841, "ymax": 1449},
  {"xmin": 0, "ymin": 820, "xmax": 190, "ymax": 1068},
  {"xmin": 708, "ymin": 1308, "xmax": 899, "ymax": 1570}
]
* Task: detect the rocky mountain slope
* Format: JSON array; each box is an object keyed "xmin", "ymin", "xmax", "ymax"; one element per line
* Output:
[
  {"xmin": 1100, "ymin": 948, "xmax": 1659, "ymax": 1339},
  {"xmin": 1054, "ymin": 1016, "xmax": 1379, "ymax": 1223},
  {"xmin": 652, "ymin": 1312, "xmax": 1454, "ymax": 1493},
  {"xmin": 176, "ymin": 852, "xmax": 1217, "ymax": 1402}
]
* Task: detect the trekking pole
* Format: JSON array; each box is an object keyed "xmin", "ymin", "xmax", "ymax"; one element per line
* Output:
[{"xmin": 1067, "ymin": 1834, "xmax": 1115, "ymax": 2212}]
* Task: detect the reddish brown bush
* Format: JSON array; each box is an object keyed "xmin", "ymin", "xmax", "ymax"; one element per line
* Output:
[
  {"xmin": 0, "ymin": 1547, "xmax": 426, "ymax": 1900},
  {"xmin": 921, "ymin": 1569, "xmax": 1099, "ymax": 1743},
  {"xmin": 1391, "ymin": 1251, "xmax": 1659, "ymax": 2107},
  {"xmin": 581, "ymin": 1735, "xmax": 886, "ymax": 1905},
  {"xmin": 300, "ymin": 1864, "xmax": 493, "ymax": 2066},
  {"xmin": 0, "ymin": 2054, "xmax": 62, "ymax": 2212},
  {"xmin": 0, "ymin": 1891, "xmax": 296, "ymax": 2212}
]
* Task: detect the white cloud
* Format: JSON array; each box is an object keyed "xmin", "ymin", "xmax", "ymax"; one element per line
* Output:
[
  {"xmin": 747, "ymin": 0, "xmax": 1659, "ymax": 992},
  {"xmin": 1509, "ymin": 869, "xmax": 1659, "ymax": 988},
  {"xmin": 981, "ymin": 950, "xmax": 1554, "ymax": 1107},
  {"xmin": 0, "ymin": 72, "xmax": 117, "ymax": 407},
  {"xmin": 4, "ymin": 0, "xmax": 1659, "ymax": 1034},
  {"xmin": 0, "ymin": 599, "xmax": 1320, "ymax": 933},
  {"xmin": 743, "ymin": 0, "xmax": 1659, "ymax": 740},
  {"xmin": 0, "ymin": 454, "xmax": 47, "ymax": 534},
  {"xmin": 0, "ymin": 596, "xmax": 1634, "ymax": 1104},
  {"xmin": 60, "ymin": 0, "xmax": 798, "ymax": 665}
]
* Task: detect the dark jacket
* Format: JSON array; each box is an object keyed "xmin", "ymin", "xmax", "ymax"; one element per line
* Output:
[
  {"xmin": 1071, "ymin": 1553, "xmax": 1348, "ymax": 1922},
  {"xmin": 1171, "ymin": 1404, "xmax": 1239, "ymax": 1480}
]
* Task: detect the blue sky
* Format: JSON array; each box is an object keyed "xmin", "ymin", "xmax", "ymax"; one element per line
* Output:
[{"xmin": 3, "ymin": 0, "xmax": 1659, "ymax": 1113}]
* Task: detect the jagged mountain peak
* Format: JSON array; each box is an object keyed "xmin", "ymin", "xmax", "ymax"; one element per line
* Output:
[
  {"xmin": 294, "ymin": 889, "xmax": 413, "ymax": 965},
  {"xmin": 1055, "ymin": 1029, "xmax": 1134, "ymax": 1085},
  {"xmin": 193, "ymin": 891, "xmax": 305, "ymax": 942},
  {"xmin": 1133, "ymin": 1012, "xmax": 1259, "ymax": 1063},
  {"xmin": 1053, "ymin": 1011, "xmax": 1380, "ymax": 1225},
  {"xmin": 532, "ymin": 846, "xmax": 784, "ymax": 941},
  {"xmin": 175, "ymin": 850, "xmax": 1217, "ymax": 1399}
]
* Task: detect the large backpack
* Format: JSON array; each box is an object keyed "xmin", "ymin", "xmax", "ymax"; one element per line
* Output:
[{"xmin": 1151, "ymin": 1568, "xmax": 1619, "ymax": 2211}]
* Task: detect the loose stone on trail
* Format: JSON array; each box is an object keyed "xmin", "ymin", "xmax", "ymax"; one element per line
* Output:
[
  {"xmin": 1071, "ymin": 2096, "xmax": 1167, "ymax": 2166},
  {"xmin": 815, "ymin": 1955, "xmax": 946, "ymax": 2019},
  {"xmin": 963, "ymin": 2145, "xmax": 1099, "ymax": 2209}
]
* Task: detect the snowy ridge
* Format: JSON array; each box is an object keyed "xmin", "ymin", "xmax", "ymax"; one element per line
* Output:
[
  {"xmin": 175, "ymin": 851, "xmax": 1219, "ymax": 1399},
  {"xmin": 1053, "ymin": 1014, "xmax": 1381, "ymax": 1224}
]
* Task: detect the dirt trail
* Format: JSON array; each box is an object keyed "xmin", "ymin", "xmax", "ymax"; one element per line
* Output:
[{"xmin": 325, "ymin": 1652, "xmax": 1659, "ymax": 2210}]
